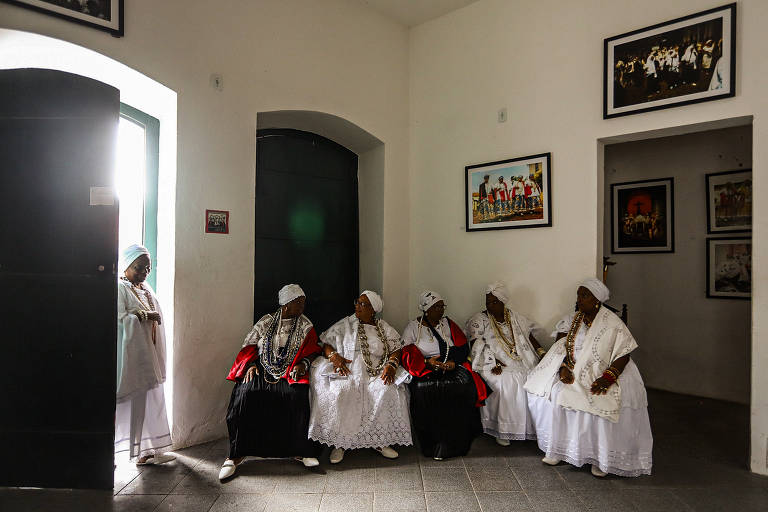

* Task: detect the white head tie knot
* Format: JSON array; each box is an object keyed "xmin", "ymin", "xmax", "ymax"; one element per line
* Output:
[
  {"xmin": 579, "ymin": 278, "xmax": 610, "ymax": 303},
  {"xmin": 119, "ymin": 244, "xmax": 150, "ymax": 273},
  {"xmin": 485, "ymin": 281, "xmax": 510, "ymax": 305},
  {"xmin": 278, "ymin": 284, "xmax": 305, "ymax": 306},
  {"xmin": 361, "ymin": 290, "xmax": 383, "ymax": 313}
]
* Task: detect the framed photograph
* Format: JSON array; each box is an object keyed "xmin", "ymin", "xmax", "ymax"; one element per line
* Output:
[
  {"xmin": 604, "ymin": 3, "xmax": 735, "ymax": 119},
  {"xmin": 707, "ymin": 237, "xmax": 751, "ymax": 299},
  {"xmin": 1, "ymin": 0, "xmax": 124, "ymax": 37},
  {"xmin": 706, "ymin": 169, "xmax": 751, "ymax": 234},
  {"xmin": 465, "ymin": 152, "xmax": 552, "ymax": 232},
  {"xmin": 611, "ymin": 178, "xmax": 674, "ymax": 253},
  {"xmin": 205, "ymin": 209, "xmax": 229, "ymax": 234}
]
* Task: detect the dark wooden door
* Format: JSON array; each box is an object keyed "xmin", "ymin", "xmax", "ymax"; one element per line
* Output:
[
  {"xmin": 0, "ymin": 69, "xmax": 119, "ymax": 489},
  {"xmin": 255, "ymin": 129, "xmax": 358, "ymax": 332}
]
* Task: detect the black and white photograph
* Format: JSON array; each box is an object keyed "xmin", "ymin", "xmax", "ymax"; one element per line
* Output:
[
  {"xmin": 1, "ymin": 0, "xmax": 123, "ymax": 36},
  {"xmin": 707, "ymin": 237, "xmax": 751, "ymax": 299},
  {"xmin": 604, "ymin": 3, "xmax": 735, "ymax": 118}
]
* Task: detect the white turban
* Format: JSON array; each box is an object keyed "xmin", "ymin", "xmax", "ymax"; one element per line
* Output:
[
  {"xmin": 361, "ymin": 290, "xmax": 383, "ymax": 313},
  {"xmin": 579, "ymin": 278, "xmax": 610, "ymax": 303},
  {"xmin": 419, "ymin": 290, "xmax": 444, "ymax": 312},
  {"xmin": 485, "ymin": 281, "xmax": 510, "ymax": 305},
  {"xmin": 278, "ymin": 284, "xmax": 305, "ymax": 306},
  {"xmin": 119, "ymin": 244, "xmax": 150, "ymax": 272}
]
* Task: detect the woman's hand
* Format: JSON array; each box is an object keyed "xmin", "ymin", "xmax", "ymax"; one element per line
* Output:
[
  {"xmin": 558, "ymin": 366, "xmax": 574, "ymax": 384},
  {"xmin": 442, "ymin": 360, "xmax": 456, "ymax": 371},
  {"xmin": 147, "ymin": 312, "xmax": 161, "ymax": 323},
  {"xmin": 491, "ymin": 360, "xmax": 506, "ymax": 375},
  {"xmin": 291, "ymin": 361, "xmax": 308, "ymax": 380},
  {"xmin": 590, "ymin": 376, "xmax": 613, "ymax": 395},
  {"xmin": 381, "ymin": 365, "xmax": 395, "ymax": 385},
  {"xmin": 426, "ymin": 356, "xmax": 441, "ymax": 369},
  {"xmin": 244, "ymin": 366, "xmax": 259, "ymax": 383},
  {"xmin": 330, "ymin": 352, "xmax": 352, "ymax": 376}
]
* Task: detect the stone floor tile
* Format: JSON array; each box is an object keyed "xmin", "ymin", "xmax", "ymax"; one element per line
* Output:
[
  {"xmin": 555, "ymin": 465, "xmax": 617, "ymax": 490},
  {"xmin": 525, "ymin": 490, "xmax": 588, "ymax": 512},
  {"xmin": 622, "ymin": 489, "xmax": 694, "ymax": 511},
  {"xmin": 374, "ymin": 490, "xmax": 426, "ymax": 512},
  {"xmin": 421, "ymin": 467, "xmax": 472, "ymax": 491},
  {"xmin": 574, "ymin": 490, "xmax": 637, "ymax": 511},
  {"xmin": 475, "ymin": 491, "xmax": 533, "ymax": 512},
  {"xmin": 208, "ymin": 493, "xmax": 269, "ymax": 512},
  {"xmin": 467, "ymin": 465, "xmax": 521, "ymax": 491},
  {"xmin": 0, "ymin": 488, "xmax": 113, "ymax": 512},
  {"xmin": 374, "ymin": 466, "xmax": 423, "ymax": 491},
  {"xmin": 319, "ymin": 492, "xmax": 374, "ymax": 512},
  {"xmin": 510, "ymin": 465, "xmax": 567, "ymax": 491},
  {"xmin": 264, "ymin": 493, "xmax": 322, "ymax": 512},
  {"xmin": 324, "ymin": 467, "xmax": 375, "ymax": 493},
  {"xmin": 112, "ymin": 494, "xmax": 165, "ymax": 512},
  {"xmin": 672, "ymin": 487, "xmax": 768, "ymax": 512},
  {"xmin": 424, "ymin": 491, "xmax": 480, "ymax": 512},
  {"xmin": 118, "ymin": 467, "xmax": 189, "ymax": 495},
  {"xmin": 419, "ymin": 454, "xmax": 466, "ymax": 468},
  {"xmin": 155, "ymin": 493, "xmax": 218, "ymax": 512}
]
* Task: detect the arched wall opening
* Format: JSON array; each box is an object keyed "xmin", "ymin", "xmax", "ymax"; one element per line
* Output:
[
  {"xmin": 0, "ymin": 28, "xmax": 179, "ymax": 426},
  {"xmin": 257, "ymin": 110, "xmax": 386, "ymax": 294}
]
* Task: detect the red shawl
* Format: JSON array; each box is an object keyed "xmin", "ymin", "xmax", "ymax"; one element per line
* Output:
[
  {"xmin": 226, "ymin": 327, "xmax": 321, "ymax": 385},
  {"xmin": 400, "ymin": 319, "xmax": 488, "ymax": 407}
]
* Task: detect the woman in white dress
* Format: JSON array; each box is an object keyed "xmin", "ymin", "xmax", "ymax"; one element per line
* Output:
[
  {"xmin": 466, "ymin": 282, "xmax": 546, "ymax": 445},
  {"xmin": 115, "ymin": 245, "xmax": 175, "ymax": 465},
  {"xmin": 308, "ymin": 290, "xmax": 412, "ymax": 464},
  {"xmin": 525, "ymin": 278, "xmax": 653, "ymax": 477}
]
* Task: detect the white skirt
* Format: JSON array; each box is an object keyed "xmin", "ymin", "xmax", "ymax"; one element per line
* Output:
[
  {"xmin": 114, "ymin": 383, "xmax": 171, "ymax": 460},
  {"xmin": 308, "ymin": 356, "xmax": 412, "ymax": 450},
  {"xmin": 478, "ymin": 360, "xmax": 535, "ymax": 440},
  {"xmin": 526, "ymin": 361, "xmax": 653, "ymax": 477}
]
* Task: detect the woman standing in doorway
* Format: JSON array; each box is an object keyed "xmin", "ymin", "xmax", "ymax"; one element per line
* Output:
[{"xmin": 115, "ymin": 245, "xmax": 175, "ymax": 465}]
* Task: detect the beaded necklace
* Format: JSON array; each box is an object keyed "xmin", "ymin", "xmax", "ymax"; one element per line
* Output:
[
  {"xmin": 488, "ymin": 309, "xmax": 521, "ymax": 361},
  {"xmin": 260, "ymin": 309, "xmax": 303, "ymax": 384},
  {"xmin": 122, "ymin": 277, "xmax": 158, "ymax": 344},
  {"xmin": 563, "ymin": 311, "xmax": 585, "ymax": 370},
  {"xmin": 358, "ymin": 320, "xmax": 390, "ymax": 376}
]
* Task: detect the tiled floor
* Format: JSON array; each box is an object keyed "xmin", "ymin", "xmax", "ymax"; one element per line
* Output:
[{"xmin": 2, "ymin": 389, "xmax": 768, "ymax": 511}]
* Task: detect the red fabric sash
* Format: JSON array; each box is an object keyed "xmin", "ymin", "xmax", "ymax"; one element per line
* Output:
[
  {"xmin": 400, "ymin": 319, "xmax": 487, "ymax": 407},
  {"xmin": 226, "ymin": 327, "xmax": 321, "ymax": 384}
]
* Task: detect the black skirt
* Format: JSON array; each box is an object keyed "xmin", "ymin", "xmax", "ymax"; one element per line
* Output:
[
  {"xmin": 409, "ymin": 365, "xmax": 482, "ymax": 459},
  {"xmin": 226, "ymin": 359, "xmax": 320, "ymax": 458}
]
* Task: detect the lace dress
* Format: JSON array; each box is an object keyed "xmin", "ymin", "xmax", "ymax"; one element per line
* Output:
[
  {"xmin": 308, "ymin": 315, "xmax": 412, "ymax": 449},
  {"xmin": 526, "ymin": 313, "xmax": 653, "ymax": 477}
]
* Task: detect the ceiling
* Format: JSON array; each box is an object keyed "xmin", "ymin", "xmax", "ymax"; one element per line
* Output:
[{"xmin": 358, "ymin": 0, "xmax": 479, "ymax": 27}]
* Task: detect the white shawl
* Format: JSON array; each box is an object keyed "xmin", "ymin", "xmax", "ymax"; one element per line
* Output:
[
  {"xmin": 466, "ymin": 310, "xmax": 541, "ymax": 371},
  {"xmin": 116, "ymin": 279, "xmax": 166, "ymax": 399},
  {"xmin": 524, "ymin": 307, "xmax": 637, "ymax": 422}
]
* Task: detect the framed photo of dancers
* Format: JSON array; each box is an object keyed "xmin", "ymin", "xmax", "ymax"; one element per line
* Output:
[
  {"xmin": 611, "ymin": 178, "xmax": 674, "ymax": 253},
  {"xmin": 603, "ymin": 3, "xmax": 736, "ymax": 119},
  {"xmin": 706, "ymin": 169, "xmax": 751, "ymax": 234},
  {"xmin": 0, "ymin": 0, "xmax": 124, "ymax": 37},
  {"xmin": 465, "ymin": 152, "xmax": 552, "ymax": 232},
  {"xmin": 706, "ymin": 237, "xmax": 751, "ymax": 299},
  {"xmin": 205, "ymin": 209, "xmax": 229, "ymax": 234}
]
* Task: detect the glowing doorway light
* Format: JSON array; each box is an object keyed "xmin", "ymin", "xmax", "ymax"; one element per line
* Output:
[{"xmin": 115, "ymin": 116, "xmax": 147, "ymax": 251}]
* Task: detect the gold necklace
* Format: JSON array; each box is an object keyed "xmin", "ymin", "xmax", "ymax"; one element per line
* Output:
[
  {"xmin": 489, "ymin": 309, "xmax": 521, "ymax": 361},
  {"xmin": 123, "ymin": 278, "xmax": 156, "ymax": 312},
  {"xmin": 358, "ymin": 320, "xmax": 389, "ymax": 376},
  {"xmin": 564, "ymin": 311, "xmax": 584, "ymax": 370}
]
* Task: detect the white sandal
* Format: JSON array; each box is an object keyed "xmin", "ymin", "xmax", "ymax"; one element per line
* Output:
[{"xmin": 218, "ymin": 458, "xmax": 244, "ymax": 480}]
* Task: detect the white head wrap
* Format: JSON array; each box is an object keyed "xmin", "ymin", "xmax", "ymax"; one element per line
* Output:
[
  {"xmin": 485, "ymin": 281, "xmax": 510, "ymax": 305},
  {"xmin": 119, "ymin": 244, "xmax": 150, "ymax": 273},
  {"xmin": 418, "ymin": 290, "xmax": 444, "ymax": 312},
  {"xmin": 278, "ymin": 284, "xmax": 305, "ymax": 306},
  {"xmin": 579, "ymin": 278, "xmax": 610, "ymax": 303},
  {"xmin": 361, "ymin": 290, "xmax": 383, "ymax": 313}
]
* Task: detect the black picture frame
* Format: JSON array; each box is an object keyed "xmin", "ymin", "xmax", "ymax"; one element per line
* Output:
[
  {"xmin": 705, "ymin": 169, "xmax": 752, "ymax": 234},
  {"xmin": 1, "ymin": 0, "xmax": 124, "ymax": 37},
  {"xmin": 706, "ymin": 236, "xmax": 751, "ymax": 299},
  {"xmin": 610, "ymin": 177, "xmax": 674, "ymax": 254},
  {"xmin": 603, "ymin": 3, "xmax": 735, "ymax": 119},
  {"xmin": 465, "ymin": 152, "xmax": 552, "ymax": 232}
]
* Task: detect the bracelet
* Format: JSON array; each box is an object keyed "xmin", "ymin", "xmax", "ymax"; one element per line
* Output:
[
  {"xmin": 136, "ymin": 310, "xmax": 147, "ymax": 322},
  {"xmin": 602, "ymin": 367, "xmax": 620, "ymax": 383},
  {"xmin": 536, "ymin": 347, "xmax": 547, "ymax": 357},
  {"xmin": 301, "ymin": 358, "xmax": 311, "ymax": 370},
  {"xmin": 327, "ymin": 350, "xmax": 337, "ymax": 360},
  {"xmin": 384, "ymin": 361, "xmax": 397, "ymax": 371}
]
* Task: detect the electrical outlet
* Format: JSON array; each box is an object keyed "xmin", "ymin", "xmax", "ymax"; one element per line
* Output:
[
  {"xmin": 210, "ymin": 74, "xmax": 223, "ymax": 91},
  {"xmin": 497, "ymin": 107, "xmax": 507, "ymax": 123}
]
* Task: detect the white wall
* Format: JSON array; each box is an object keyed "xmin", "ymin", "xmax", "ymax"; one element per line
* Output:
[
  {"xmin": 604, "ymin": 126, "xmax": 752, "ymax": 404},
  {"xmin": 0, "ymin": 0, "xmax": 411, "ymax": 448},
  {"xmin": 409, "ymin": 0, "xmax": 768, "ymax": 474}
]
